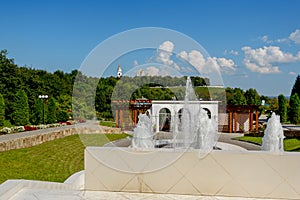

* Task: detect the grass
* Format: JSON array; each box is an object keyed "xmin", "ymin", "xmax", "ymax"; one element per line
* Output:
[
  {"xmin": 0, "ymin": 133, "xmax": 128, "ymax": 184},
  {"xmin": 234, "ymin": 136, "xmax": 300, "ymax": 151},
  {"xmin": 283, "ymin": 138, "xmax": 300, "ymax": 151},
  {"xmin": 234, "ymin": 136, "xmax": 262, "ymax": 145},
  {"xmin": 100, "ymin": 121, "xmax": 116, "ymax": 127}
]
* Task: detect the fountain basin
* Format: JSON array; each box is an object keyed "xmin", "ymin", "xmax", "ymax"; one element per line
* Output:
[{"xmin": 85, "ymin": 147, "xmax": 300, "ymax": 199}]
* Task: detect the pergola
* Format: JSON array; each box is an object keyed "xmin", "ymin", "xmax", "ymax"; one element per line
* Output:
[
  {"xmin": 112, "ymin": 99, "xmax": 152, "ymax": 129},
  {"xmin": 225, "ymin": 105, "xmax": 259, "ymax": 133}
]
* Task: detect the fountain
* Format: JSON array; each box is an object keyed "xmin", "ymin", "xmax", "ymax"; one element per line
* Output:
[
  {"xmin": 131, "ymin": 110, "xmax": 154, "ymax": 148},
  {"xmin": 261, "ymin": 112, "xmax": 285, "ymax": 152},
  {"xmin": 194, "ymin": 107, "xmax": 217, "ymax": 150},
  {"xmin": 131, "ymin": 77, "xmax": 217, "ymax": 151},
  {"xmin": 173, "ymin": 77, "xmax": 217, "ymax": 150}
]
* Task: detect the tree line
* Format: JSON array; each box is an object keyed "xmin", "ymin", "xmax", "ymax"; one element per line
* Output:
[
  {"xmin": 225, "ymin": 76, "xmax": 300, "ymax": 125},
  {"xmin": 0, "ymin": 50, "xmax": 209, "ymax": 126},
  {"xmin": 0, "ymin": 50, "xmax": 75, "ymax": 127},
  {"xmin": 1, "ymin": 49, "xmax": 300, "ymax": 126}
]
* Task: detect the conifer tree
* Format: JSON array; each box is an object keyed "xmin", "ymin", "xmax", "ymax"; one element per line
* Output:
[
  {"xmin": 278, "ymin": 94, "xmax": 287, "ymax": 123},
  {"xmin": 291, "ymin": 75, "xmax": 300, "ymax": 98},
  {"xmin": 12, "ymin": 90, "xmax": 30, "ymax": 126},
  {"xmin": 47, "ymin": 97, "xmax": 56, "ymax": 124},
  {"xmin": 32, "ymin": 98, "xmax": 43, "ymax": 125},
  {"xmin": 289, "ymin": 93, "xmax": 300, "ymax": 124},
  {"xmin": 0, "ymin": 93, "xmax": 5, "ymax": 127}
]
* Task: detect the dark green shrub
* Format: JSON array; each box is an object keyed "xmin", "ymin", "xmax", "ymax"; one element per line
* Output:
[
  {"xmin": 0, "ymin": 93, "xmax": 5, "ymax": 127},
  {"xmin": 56, "ymin": 110, "xmax": 69, "ymax": 122},
  {"xmin": 47, "ymin": 98, "xmax": 56, "ymax": 124}
]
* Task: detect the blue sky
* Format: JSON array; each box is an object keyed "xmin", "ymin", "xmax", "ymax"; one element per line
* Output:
[{"xmin": 1, "ymin": 0, "xmax": 300, "ymax": 96}]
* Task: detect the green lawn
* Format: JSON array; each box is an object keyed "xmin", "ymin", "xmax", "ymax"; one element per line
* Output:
[
  {"xmin": 99, "ymin": 121, "xmax": 116, "ymax": 127},
  {"xmin": 234, "ymin": 136, "xmax": 300, "ymax": 151},
  {"xmin": 0, "ymin": 134, "xmax": 128, "ymax": 184},
  {"xmin": 233, "ymin": 136, "xmax": 262, "ymax": 145}
]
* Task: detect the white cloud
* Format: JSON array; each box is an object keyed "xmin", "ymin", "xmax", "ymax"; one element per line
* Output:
[
  {"xmin": 215, "ymin": 57, "xmax": 235, "ymax": 68},
  {"xmin": 259, "ymin": 35, "xmax": 274, "ymax": 44},
  {"xmin": 289, "ymin": 29, "xmax": 300, "ymax": 44},
  {"xmin": 157, "ymin": 41, "xmax": 174, "ymax": 66},
  {"xmin": 276, "ymin": 38, "xmax": 289, "ymax": 43},
  {"xmin": 224, "ymin": 49, "xmax": 238, "ymax": 56},
  {"xmin": 259, "ymin": 34, "xmax": 289, "ymax": 44},
  {"xmin": 133, "ymin": 60, "xmax": 139, "ymax": 66},
  {"xmin": 214, "ymin": 57, "xmax": 236, "ymax": 72},
  {"xmin": 149, "ymin": 41, "xmax": 237, "ymax": 76},
  {"xmin": 158, "ymin": 40, "xmax": 174, "ymax": 52},
  {"xmin": 259, "ymin": 29, "xmax": 300, "ymax": 45},
  {"xmin": 289, "ymin": 71, "xmax": 296, "ymax": 76},
  {"xmin": 262, "ymin": 35, "xmax": 268, "ymax": 42},
  {"xmin": 177, "ymin": 50, "xmax": 236, "ymax": 74},
  {"xmin": 135, "ymin": 66, "xmax": 170, "ymax": 77},
  {"xmin": 242, "ymin": 46, "xmax": 300, "ymax": 74},
  {"xmin": 261, "ymin": 35, "xmax": 269, "ymax": 43},
  {"xmin": 145, "ymin": 66, "xmax": 160, "ymax": 76},
  {"xmin": 178, "ymin": 50, "xmax": 205, "ymax": 70}
]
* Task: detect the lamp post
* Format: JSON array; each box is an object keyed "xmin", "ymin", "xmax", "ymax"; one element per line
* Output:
[{"xmin": 38, "ymin": 95, "xmax": 48, "ymax": 124}]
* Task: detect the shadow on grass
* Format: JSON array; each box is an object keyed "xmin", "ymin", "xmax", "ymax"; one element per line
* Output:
[
  {"xmin": 290, "ymin": 147, "xmax": 300, "ymax": 152},
  {"xmin": 232, "ymin": 137, "xmax": 262, "ymax": 146}
]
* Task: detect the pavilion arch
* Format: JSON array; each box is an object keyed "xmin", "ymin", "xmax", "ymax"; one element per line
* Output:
[
  {"xmin": 177, "ymin": 108, "xmax": 184, "ymax": 131},
  {"xmin": 151, "ymin": 100, "xmax": 218, "ymax": 133},
  {"xmin": 203, "ymin": 108, "xmax": 212, "ymax": 119},
  {"xmin": 158, "ymin": 108, "xmax": 171, "ymax": 132},
  {"xmin": 178, "ymin": 108, "xmax": 183, "ymax": 121},
  {"xmin": 177, "ymin": 108, "xmax": 192, "ymax": 131}
]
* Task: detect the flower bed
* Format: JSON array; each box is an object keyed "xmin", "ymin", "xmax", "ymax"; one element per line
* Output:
[{"xmin": 0, "ymin": 120, "xmax": 82, "ymax": 135}]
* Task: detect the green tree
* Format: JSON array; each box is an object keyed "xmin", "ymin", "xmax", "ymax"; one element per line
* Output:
[
  {"xmin": 47, "ymin": 97, "xmax": 56, "ymax": 124},
  {"xmin": 56, "ymin": 94, "xmax": 72, "ymax": 112},
  {"xmin": 289, "ymin": 93, "xmax": 300, "ymax": 124},
  {"xmin": 0, "ymin": 93, "xmax": 5, "ymax": 127},
  {"xmin": 291, "ymin": 75, "xmax": 300, "ymax": 98},
  {"xmin": 227, "ymin": 88, "xmax": 247, "ymax": 105},
  {"xmin": 56, "ymin": 110, "xmax": 69, "ymax": 122},
  {"xmin": 32, "ymin": 98, "xmax": 43, "ymax": 125},
  {"xmin": 245, "ymin": 88, "xmax": 261, "ymax": 105},
  {"xmin": 278, "ymin": 94, "xmax": 287, "ymax": 123},
  {"xmin": 0, "ymin": 50, "xmax": 22, "ymax": 122},
  {"xmin": 11, "ymin": 90, "xmax": 30, "ymax": 125}
]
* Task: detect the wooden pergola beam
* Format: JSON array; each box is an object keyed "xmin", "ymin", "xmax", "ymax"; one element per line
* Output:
[{"xmin": 226, "ymin": 105, "xmax": 259, "ymax": 133}]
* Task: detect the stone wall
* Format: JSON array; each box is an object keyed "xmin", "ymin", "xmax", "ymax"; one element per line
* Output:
[
  {"xmin": 85, "ymin": 147, "xmax": 300, "ymax": 199},
  {"xmin": 0, "ymin": 124, "xmax": 121, "ymax": 152}
]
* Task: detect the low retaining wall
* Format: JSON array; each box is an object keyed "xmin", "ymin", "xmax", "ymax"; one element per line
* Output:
[
  {"xmin": 85, "ymin": 147, "xmax": 300, "ymax": 199},
  {"xmin": 0, "ymin": 124, "xmax": 121, "ymax": 152},
  {"xmin": 246, "ymin": 130, "xmax": 300, "ymax": 138}
]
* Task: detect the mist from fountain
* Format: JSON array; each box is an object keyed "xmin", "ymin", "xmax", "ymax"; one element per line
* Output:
[
  {"xmin": 194, "ymin": 108, "xmax": 217, "ymax": 150},
  {"xmin": 131, "ymin": 111, "xmax": 154, "ymax": 148},
  {"xmin": 261, "ymin": 112, "xmax": 284, "ymax": 152},
  {"xmin": 173, "ymin": 77, "xmax": 217, "ymax": 150}
]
